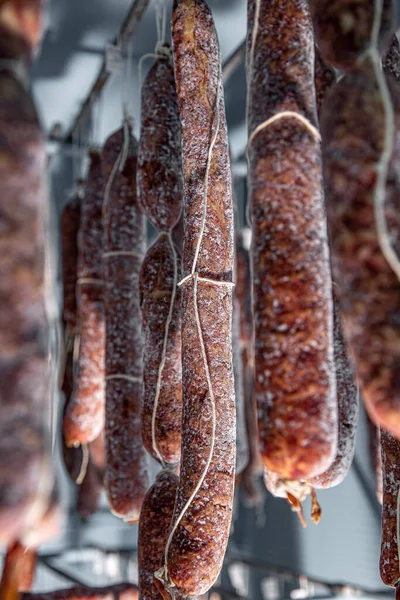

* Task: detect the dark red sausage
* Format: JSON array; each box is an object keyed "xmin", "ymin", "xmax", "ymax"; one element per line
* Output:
[
  {"xmin": 63, "ymin": 152, "xmax": 105, "ymax": 447},
  {"xmin": 102, "ymin": 125, "xmax": 149, "ymax": 522}
]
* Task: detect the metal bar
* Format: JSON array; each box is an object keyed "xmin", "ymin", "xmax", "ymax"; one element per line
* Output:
[
  {"xmin": 40, "ymin": 559, "xmax": 88, "ymax": 587},
  {"xmin": 222, "ymin": 40, "xmax": 246, "ymax": 84},
  {"xmin": 66, "ymin": 0, "xmax": 150, "ymax": 141},
  {"xmin": 224, "ymin": 554, "xmax": 391, "ymax": 598},
  {"xmin": 52, "ymin": 36, "xmax": 247, "ymax": 149}
]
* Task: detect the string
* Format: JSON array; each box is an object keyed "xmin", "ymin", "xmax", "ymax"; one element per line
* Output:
[
  {"xmin": 93, "ymin": 92, "xmax": 103, "ymax": 151},
  {"xmin": 121, "ymin": 37, "xmax": 134, "ymax": 139},
  {"xmin": 76, "ymin": 278, "xmax": 103, "ymax": 286},
  {"xmin": 247, "ymin": 111, "xmax": 321, "ymax": 150},
  {"xmin": 103, "ymin": 155, "xmax": 121, "ymax": 221},
  {"xmin": 154, "ymin": 0, "xmax": 167, "ymax": 51},
  {"xmin": 77, "ymin": 121, "xmax": 84, "ymax": 181},
  {"xmin": 72, "ymin": 332, "xmax": 80, "ymax": 382},
  {"xmin": 105, "ymin": 374, "xmax": 141, "ymax": 383},
  {"xmin": 138, "ymin": 45, "xmax": 171, "ymax": 89},
  {"xmin": 76, "ymin": 444, "xmax": 89, "ymax": 485},
  {"xmin": 178, "ymin": 274, "xmax": 235, "ymax": 288},
  {"xmin": 155, "ymin": 0, "xmax": 164, "ymax": 42},
  {"xmin": 103, "ymin": 250, "xmax": 142, "ymax": 258},
  {"xmin": 246, "ymin": 110, "xmax": 321, "ymax": 230},
  {"xmin": 361, "ymin": 0, "xmax": 400, "ymax": 281},
  {"xmin": 138, "ymin": 0, "xmax": 170, "ymax": 88},
  {"xmin": 149, "ymin": 232, "xmax": 179, "ymax": 468},
  {"xmin": 155, "ymin": 274, "xmax": 219, "ymax": 594},
  {"xmin": 245, "ymin": 0, "xmax": 261, "ymax": 227},
  {"xmin": 88, "ymin": 98, "xmax": 95, "ymax": 150},
  {"xmin": 191, "ymin": 80, "xmax": 222, "ymax": 275},
  {"xmin": 157, "ymin": 67, "xmax": 227, "ymax": 593},
  {"xmin": 119, "ymin": 116, "xmax": 131, "ymax": 173},
  {"xmin": 246, "ymin": 0, "xmax": 261, "ymax": 135},
  {"xmin": 121, "ymin": 34, "xmax": 128, "ymax": 118}
]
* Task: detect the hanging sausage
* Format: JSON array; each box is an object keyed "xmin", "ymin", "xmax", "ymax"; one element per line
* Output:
[
  {"xmin": 155, "ymin": 0, "xmax": 236, "ymax": 596},
  {"xmin": 0, "ymin": 0, "xmax": 53, "ymax": 547},
  {"xmin": 247, "ymin": 0, "xmax": 337, "ymax": 508},
  {"xmin": 102, "ymin": 124, "xmax": 149, "ymax": 522},
  {"xmin": 138, "ymin": 54, "xmax": 183, "ymax": 468}
]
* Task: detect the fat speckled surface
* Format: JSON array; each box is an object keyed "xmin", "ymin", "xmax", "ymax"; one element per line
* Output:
[
  {"xmin": 166, "ymin": 0, "xmax": 235, "ymax": 595},
  {"xmin": 102, "ymin": 127, "xmax": 149, "ymax": 522},
  {"xmin": 137, "ymin": 58, "xmax": 183, "ymax": 232},
  {"xmin": 63, "ymin": 152, "xmax": 106, "ymax": 446},
  {"xmin": 321, "ymin": 61, "xmax": 400, "ymax": 438},
  {"xmin": 0, "ymin": 67, "xmax": 52, "ymax": 545},
  {"xmin": 247, "ymin": 0, "xmax": 336, "ymax": 481}
]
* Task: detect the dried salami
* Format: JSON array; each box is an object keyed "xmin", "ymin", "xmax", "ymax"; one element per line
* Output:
[
  {"xmin": 0, "ymin": 24, "xmax": 52, "ymax": 545},
  {"xmin": 155, "ymin": 1, "xmax": 235, "ymax": 596},
  {"xmin": 308, "ymin": 295, "xmax": 359, "ymax": 490},
  {"xmin": 137, "ymin": 56, "xmax": 182, "ymax": 231},
  {"xmin": 63, "ymin": 151, "xmax": 105, "ymax": 447},
  {"xmin": 139, "ymin": 234, "xmax": 182, "ymax": 466},
  {"xmin": 320, "ymin": 60, "xmax": 400, "ymax": 438},
  {"xmin": 138, "ymin": 52, "xmax": 183, "ymax": 468},
  {"xmin": 380, "ymin": 429, "xmax": 400, "ymax": 588},
  {"xmin": 157, "ymin": 0, "xmax": 235, "ymax": 595},
  {"xmin": 139, "ymin": 470, "xmax": 187, "ymax": 600},
  {"xmin": 102, "ymin": 124, "xmax": 149, "ymax": 522},
  {"xmin": 247, "ymin": 0, "xmax": 337, "ymax": 485}
]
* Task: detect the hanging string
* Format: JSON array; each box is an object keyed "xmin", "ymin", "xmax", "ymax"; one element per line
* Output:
[
  {"xmin": 119, "ymin": 110, "xmax": 131, "ymax": 173},
  {"xmin": 155, "ymin": 0, "xmax": 163, "ymax": 42},
  {"xmin": 122, "ymin": 36, "xmax": 134, "ymax": 120},
  {"xmin": 155, "ymin": 0, "xmax": 167, "ymax": 49},
  {"xmin": 92, "ymin": 91, "xmax": 104, "ymax": 152},
  {"xmin": 191, "ymin": 80, "xmax": 222, "ymax": 275},
  {"xmin": 102, "ymin": 115, "xmax": 128, "ymax": 221},
  {"xmin": 244, "ymin": 0, "xmax": 262, "ymax": 228},
  {"xmin": 361, "ymin": 0, "xmax": 400, "ymax": 281},
  {"xmin": 247, "ymin": 111, "xmax": 321, "ymax": 149},
  {"xmin": 103, "ymin": 33, "xmax": 133, "ymax": 222},
  {"xmin": 246, "ymin": 0, "xmax": 261, "ymax": 136},
  {"xmin": 138, "ymin": 0, "xmax": 171, "ymax": 88},
  {"xmin": 150, "ymin": 232, "xmax": 179, "ymax": 469},
  {"xmin": 155, "ymin": 68, "xmax": 233, "ymax": 597},
  {"xmin": 79, "ymin": 120, "xmax": 85, "ymax": 178}
]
